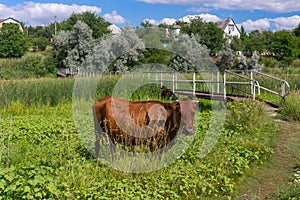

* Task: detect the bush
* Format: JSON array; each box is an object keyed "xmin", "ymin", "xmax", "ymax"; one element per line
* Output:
[
  {"xmin": 225, "ymin": 100, "xmax": 272, "ymax": 134},
  {"xmin": 0, "ymin": 54, "xmax": 57, "ymax": 79},
  {"xmin": 30, "ymin": 37, "xmax": 49, "ymax": 51},
  {"xmin": 279, "ymin": 91, "xmax": 300, "ymax": 121}
]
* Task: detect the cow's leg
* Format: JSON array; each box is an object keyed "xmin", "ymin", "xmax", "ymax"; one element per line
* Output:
[
  {"xmin": 95, "ymin": 129, "xmax": 101, "ymax": 158},
  {"xmin": 93, "ymin": 106, "xmax": 101, "ymax": 158}
]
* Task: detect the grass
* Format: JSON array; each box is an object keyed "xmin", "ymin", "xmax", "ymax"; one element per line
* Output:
[
  {"xmin": 0, "ymin": 97, "xmax": 277, "ymax": 199},
  {"xmin": 0, "ymin": 72, "xmax": 298, "ymax": 198},
  {"xmin": 278, "ymin": 90, "xmax": 300, "ymax": 121},
  {"xmin": 235, "ymin": 121, "xmax": 300, "ymax": 199}
]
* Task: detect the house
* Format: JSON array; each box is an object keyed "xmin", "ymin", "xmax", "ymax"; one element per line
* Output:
[
  {"xmin": 0, "ymin": 17, "xmax": 24, "ymax": 32},
  {"xmin": 216, "ymin": 18, "xmax": 240, "ymax": 38},
  {"xmin": 108, "ymin": 24, "xmax": 121, "ymax": 36}
]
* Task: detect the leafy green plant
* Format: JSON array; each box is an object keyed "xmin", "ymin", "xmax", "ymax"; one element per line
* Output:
[
  {"xmin": 279, "ymin": 91, "xmax": 300, "ymax": 121},
  {"xmin": 225, "ymin": 100, "xmax": 272, "ymax": 134}
]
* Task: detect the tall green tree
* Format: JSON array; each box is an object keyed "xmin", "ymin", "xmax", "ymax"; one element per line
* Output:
[
  {"xmin": 179, "ymin": 17, "xmax": 225, "ymax": 54},
  {"xmin": 270, "ymin": 30, "xmax": 298, "ymax": 66},
  {"xmin": 53, "ymin": 11, "xmax": 111, "ymax": 39},
  {"xmin": 294, "ymin": 22, "xmax": 300, "ymax": 37},
  {"xmin": 0, "ymin": 23, "xmax": 28, "ymax": 58}
]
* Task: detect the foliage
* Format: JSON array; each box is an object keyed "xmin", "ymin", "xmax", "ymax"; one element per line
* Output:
[
  {"xmin": 0, "ymin": 53, "xmax": 57, "ymax": 79},
  {"xmin": 0, "ymin": 23, "xmax": 29, "ymax": 58},
  {"xmin": 27, "ymin": 25, "xmax": 51, "ymax": 40},
  {"xmin": 53, "ymin": 21, "xmax": 96, "ymax": 70},
  {"xmin": 0, "ymin": 78, "xmax": 74, "ymax": 108},
  {"xmin": 294, "ymin": 22, "xmax": 300, "ymax": 38},
  {"xmin": 136, "ymin": 27, "xmax": 166, "ymax": 49},
  {"xmin": 216, "ymin": 41, "xmax": 235, "ymax": 71},
  {"xmin": 29, "ymin": 37, "xmax": 49, "ymax": 51},
  {"xmin": 83, "ymin": 26, "xmax": 144, "ymax": 73},
  {"xmin": 278, "ymin": 91, "xmax": 300, "ymax": 121},
  {"xmin": 0, "ymin": 98, "xmax": 276, "ymax": 199},
  {"xmin": 170, "ymin": 34, "xmax": 213, "ymax": 71},
  {"xmin": 225, "ymin": 100, "xmax": 272, "ymax": 134},
  {"xmin": 179, "ymin": 17, "xmax": 225, "ymax": 54},
  {"xmin": 54, "ymin": 11, "xmax": 111, "ymax": 39},
  {"xmin": 270, "ymin": 30, "xmax": 299, "ymax": 67}
]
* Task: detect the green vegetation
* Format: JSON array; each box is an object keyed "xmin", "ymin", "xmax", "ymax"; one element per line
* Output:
[
  {"xmin": 279, "ymin": 91, "xmax": 300, "ymax": 121},
  {"xmin": 0, "ymin": 75, "xmax": 282, "ymax": 199},
  {"xmin": 0, "ymin": 23, "xmax": 29, "ymax": 58}
]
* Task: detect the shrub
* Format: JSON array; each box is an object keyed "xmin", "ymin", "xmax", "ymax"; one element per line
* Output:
[
  {"xmin": 30, "ymin": 37, "xmax": 49, "ymax": 51},
  {"xmin": 225, "ymin": 100, "xmax": 272, "ymax": 134},
  {"xmin": 279, "ymin": 91, "xmax": 300, "ymax": 121}
]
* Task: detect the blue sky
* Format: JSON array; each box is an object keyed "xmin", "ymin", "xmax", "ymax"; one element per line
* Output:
[{"xmin": 1, "ymin": 0, "xmax": 300, "ymax": 32}]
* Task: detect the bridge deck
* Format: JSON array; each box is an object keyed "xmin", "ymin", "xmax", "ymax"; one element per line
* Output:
[{"xmin": 173, "ymin": 90, "xmax": 248, "ymax": 102}]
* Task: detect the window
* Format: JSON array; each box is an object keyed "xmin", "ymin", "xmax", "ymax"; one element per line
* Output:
[{"xmin": 228, "ymin": 24, "xmax": 234, "ymax": 32}]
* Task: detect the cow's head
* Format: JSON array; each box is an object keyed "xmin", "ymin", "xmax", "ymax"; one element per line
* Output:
[{"xmin": 175, "ymin": 98, "xmax": 198, "ymax": 135}]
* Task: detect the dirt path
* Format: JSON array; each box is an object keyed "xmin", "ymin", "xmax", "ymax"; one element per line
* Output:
[{"xmin": 235, "ymin": 120, "xmax": 300, "ymax": 199}]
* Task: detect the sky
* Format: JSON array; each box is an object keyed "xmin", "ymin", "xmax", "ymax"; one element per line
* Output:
[{"xmin": 0, "ymin": 0, "xmax": 300, "ymax": 32}]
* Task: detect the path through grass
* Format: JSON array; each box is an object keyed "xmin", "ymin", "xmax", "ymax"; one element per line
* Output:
[{"xmin": 235, "ymin": 121, "xmax": 300, "ymax": 199}]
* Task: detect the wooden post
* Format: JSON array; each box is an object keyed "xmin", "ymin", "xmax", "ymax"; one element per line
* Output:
[
  {"xmin": 223, "ymin": 71, "xmax": 226, "ymax": 100},
  {"xmin": 193, "ymin": 72, "xmax": 196, "ymax": 97},
  {"xmin": 250, "ymin": 71, "xmax": 254, "ymax": 97},
  {"xmin": 172, "ymin": 73, "xmax": 175, "ymax": 93},
  {"xmin": 217, "ymin": 71, "xmax": 220, "ymax": 94}
]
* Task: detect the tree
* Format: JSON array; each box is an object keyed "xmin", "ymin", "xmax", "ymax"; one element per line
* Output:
[
  {"xmin": 216, "ymin": 41, "xmax": 235, "ymax": 71},
  {"xmin": 140, "ymin": 20, "xmax": 153, "ymax": 28},
  {"xmin": 170, "ymin": 34, "xmax": 213, "ymax": 71},
  {"xmin": 53, "ymin": 21, "xmax": 96, "ymax": 69},
  {"xmin": 270, "ymin": 30, "xmax": 298, "ymax": 66},
  {"xmin": 179, "ymin": 17, "xmax": 225, "ymax": 54},
  {"xmin": 53, "ymin": 11, "xmax": 111, "ymax": 39},
  {"xmin": 30, "ymin": 37, "xmax": 49, "ymax": 51},
  {"xmin": 294, "ymin": 23, "xmax": 300, "ymax": 38},
  {"xmin": 83, "ymin": 26, "xmax": 145, "ymax": 73},
  {"xmin": 0, "ymin": 23, "xmax": 28, "ymax": 58},
  {"xmin": 230, "ymin": 36, "xmax": 243, "ymax": 52}
]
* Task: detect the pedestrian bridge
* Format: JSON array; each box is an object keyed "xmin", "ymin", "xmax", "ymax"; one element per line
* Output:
[{"xmin": 141, "ymin": 70, "xmax": 290, "ymax": 104}]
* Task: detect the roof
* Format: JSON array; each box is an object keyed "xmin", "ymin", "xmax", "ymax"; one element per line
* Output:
[
  {"xmin": 108, "ymin": 24, "xmax": 122, "ymax": 35},
  {"xmin": 216, "ymin": 18, "xmax": 231, "ymax": 30},
  {"xmin": 1, "ymin": 17, "xmax": 22, "ymax": 24},
  {"xmin": 172, "ymin": 24, "xmax": 181, "ymax": 29}
]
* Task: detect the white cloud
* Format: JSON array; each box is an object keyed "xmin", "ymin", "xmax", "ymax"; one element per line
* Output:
[
  {"xmin": 143, "ymin": 17, "xmax": 177, "ymax": 25},
  {"xmin": 103, "ymin": 10, "xmax": 126, "ymax": 24},
  {"xmin": 144, "ymin": 13, "xmax": 221, "ymax": 26},
  {"xmin": 136, "ymin": 0, "xmax": 300, "ymax": 13},
  {"xmin": 240, "ymin": 15, "xmax": 300, "ymax": 32},
  {"xmin": 0, "ymin": 2, "xmax": 101, "ymax": 26},
  {"xmin": 179, "ymin": 14, "xmax": 221, "ymax": 23},
  {"xmin": 187, "ymin": 7, "xmax": 212, "ymax": 13}
]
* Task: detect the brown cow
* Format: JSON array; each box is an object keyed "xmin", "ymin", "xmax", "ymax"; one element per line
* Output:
[{"xmin": 93, "ymin": 96, "xmax": 198, "ymax": 157}]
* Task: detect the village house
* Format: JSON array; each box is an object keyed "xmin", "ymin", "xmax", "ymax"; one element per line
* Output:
[
  {"xmin": 0, "ymin": 17, "xmax": 24, "ymax": 32},
  {"xmin": 216, "ymin": 17, "xmax": 240, "ymax": 38}
]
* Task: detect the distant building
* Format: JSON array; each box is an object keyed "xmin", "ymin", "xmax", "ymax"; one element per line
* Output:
[
  {"xmin": 172, "ymin": 24, "xmax": 181, "ymax": 37},
  {"xmin": 0, "ymin": 17, "xmax": 24, "ymax": 32},
  {"xmin": 216, "ymin": 18, "xmax": 240, "ymax": 38},
  {"xmin": 108, "ymin": 24, "xmax": 121, "ymax": 35}
]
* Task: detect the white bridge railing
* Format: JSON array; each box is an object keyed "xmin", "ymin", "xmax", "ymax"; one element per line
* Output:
[{"xmin": 140, "ymin": 70, "xmax": 290, "ymax": 101}]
